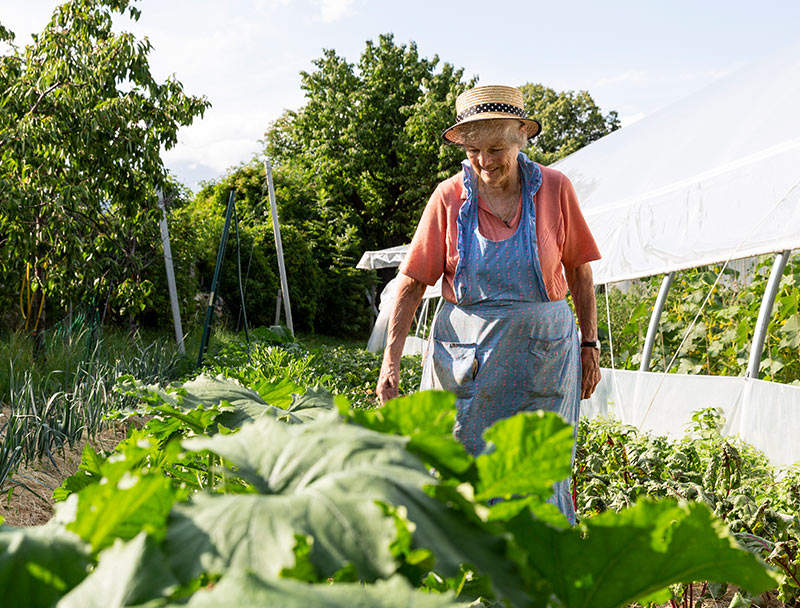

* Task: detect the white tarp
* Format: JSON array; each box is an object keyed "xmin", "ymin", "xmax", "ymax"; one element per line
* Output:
[
  {"xmin": 366, "ymin": 275, "xmax": 442, "ymax": 354},
  {"xmin": 357, "ymin": 245, "xmax": 410, "ymax": 270},
  {"xmin": 583, "ymin": 369, "xmax": 800, "ymax": 467},
  {"xmin": 553, "ymin": 43, "xmax": 800, "ymax": 285},
  {"xmin": 357, "ymin": 245, "xmax": 442, "ymax": 354}
]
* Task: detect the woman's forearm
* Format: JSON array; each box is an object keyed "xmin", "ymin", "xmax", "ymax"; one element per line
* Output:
[
  {"xmin": 565, "ymin": 263, "xmax": 597, "ymax": 341},
  {"xmin": 377, "ymin": 273, "xmax": 427, "ymax": 403},
  {"xmin": 565, "ymin": 262, "xmax": 601, "ymax": 399}
]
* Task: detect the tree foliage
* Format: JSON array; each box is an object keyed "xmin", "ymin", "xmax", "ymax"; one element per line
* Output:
[
  {"xmin": 264, "ymin": 34, "xmax": 472, "ymax": 250},
  {"xmin": 520, "ymin": 83, "xmax": 621, "ymax": 165},
  {"xmin": 0, "ymin": 0, "xmax": 208, "ymax": 331}
]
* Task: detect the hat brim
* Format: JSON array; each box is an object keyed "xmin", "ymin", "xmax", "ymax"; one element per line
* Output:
[{"xmin": 442, "ymin": 115, "xmax": 542, "ymax": 144}]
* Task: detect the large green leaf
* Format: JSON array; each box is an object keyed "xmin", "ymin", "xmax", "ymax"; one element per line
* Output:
[
  {"xmin": 475, "ymin": 410, "xmax": 574, "ymax": 503},
  {"xmin": 345, "ymin": 391, "xmax": 473, "ymax": 478},
  {"xmin": 0, "ymin": 524, "xmax": 91, "ymax": 607},
  {"xmin": 506, "ymin": 498, "xmax": 780, "ymax": 608},
  {"xmin": 250, "ymin": 376, "xmax": 303, "ymax": 409},
  {"xmin": 53, "ymin": 443, "xmax": 106, "ymax": 502},
  {"xmin": 282, "ymin": 384, "xmax": 339, "ymax": 423},
  {"xmin": 60, "ymin": 432, "xmax": 182, "ymax": 552},
  {"xmin": 123, "ymin": 374, "xmax": 329, "ymax": 430},
  {"xmin": 57, "ymin": 532, "xmax": 178, "ymax": 608},
  {"xmin": 165, "ymin": 415, "xmax": 529, "ymax": 605},
  {"xmin": 131, "ymin": 572, "xmax": 463, "ymax": 608},
  {"xmin": 164, "ymin": 414, "xmax": 421, "ymax": 583},
  {"xmin": 68, "ymin": 472, "xmax": 179, "ymax": 554}
]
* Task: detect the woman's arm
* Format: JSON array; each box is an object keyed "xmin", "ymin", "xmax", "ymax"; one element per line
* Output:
[
  {"xmin": 564, "ymin": 262, "xmax": 601, "ymax": 400},
  {"xmin": 376, "ymin": 273, "xmax": 428, "ymax": 404}
]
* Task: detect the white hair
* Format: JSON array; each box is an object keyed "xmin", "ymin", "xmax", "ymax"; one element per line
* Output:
[{"xmin": 451, "ymin": 119, "xmax": 528, "ymax": 149}]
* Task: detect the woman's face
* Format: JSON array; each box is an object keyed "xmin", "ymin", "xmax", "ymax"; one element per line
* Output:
[{"xmin": 465, "ymin": 135, "xmax": 521, "ymax": 189}]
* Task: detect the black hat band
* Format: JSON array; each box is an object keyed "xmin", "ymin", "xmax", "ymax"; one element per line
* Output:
[{"xmin": 456, "ymin": 102, "xmax": 527, "ymax": 123}]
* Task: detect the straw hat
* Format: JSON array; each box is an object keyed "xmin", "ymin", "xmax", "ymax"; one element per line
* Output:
[{"xmin": 442, "ymin": 85, "xmax": 541, "ymax": 144}]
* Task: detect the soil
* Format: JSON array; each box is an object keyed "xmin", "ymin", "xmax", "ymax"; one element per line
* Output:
[{"xmin": 0, "ymin": 417, "xmax": 139, "ymax": 527}]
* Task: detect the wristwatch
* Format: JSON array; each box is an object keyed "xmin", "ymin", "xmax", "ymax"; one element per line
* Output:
[{"xmin": 580, "ymin": 340, "xmax": 601, "ymax": 351}]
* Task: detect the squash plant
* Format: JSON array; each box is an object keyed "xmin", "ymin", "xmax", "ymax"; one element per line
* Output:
[{"xmin": 0, "ymin": 377, "xmax": 780, "ymax": 607}]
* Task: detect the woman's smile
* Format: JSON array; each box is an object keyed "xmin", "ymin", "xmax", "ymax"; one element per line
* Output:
[{"xmin": 466, "ymin": 142, "xmax": 519, "ymax": 189}]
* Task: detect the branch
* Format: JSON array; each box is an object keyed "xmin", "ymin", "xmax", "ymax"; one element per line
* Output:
[{"xmin": 26, "ymin": 81, "xmax": 63, "ymax": 117}]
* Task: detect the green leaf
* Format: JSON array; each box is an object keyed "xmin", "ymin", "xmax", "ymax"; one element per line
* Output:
[
  {"xmin": 283, "ymin": 384, "xmax": 337, "ymax": 422},
  {"xmin": 57, "ymin": 532, "xmax": 178, "ymax": 608},
  {"xmin": 68, "ymin": 472, "xmax": 179, "ymax": 553},
  {"xmin": 59, "ymin": 433, "xmax": 182, "ymax": 553},
  {"xmin": 0, "ymin": 524, "xmax": 90, "ymax": 606},
  {"xmin": 53, "ymin": 443, "xmax": 106, "ymax": 502},
  {"xmin": 167, "ymin": 415, "xmax": 529, "ymax": 605},
  {"xmin": 279, "ymin": 534, "xmax": 319, "ymax": 583},
  {"xmin": 251, "ymin": 376, "xmax": 303, "ymax": 409},
  {"xmin": 778, "ymin": 315, "xmax": 800, "ymax": 349},
  {"xmin": 346, "ymin": 391, "xmax": 473, "ymax": 478},
  {"xmin": 475, "ymin": 410, "xmax": 574, "ymax": 502},
  {"xmin": 124, "ymin": 374, "xmax": 314, "ymax": 430},
  {"xmin": 506, "ymin": 498, "xmax": 780, "ymax": 608},
  {"xmin": 487, "ymin": 495, "xmax": 571, "ymax": 529},
  {"xmin": 140, "ymin": 572, "xmax": 463, "ymax": 607},
  {"xmin": 165, "ymin": 414, "xmax": 417, "ymax": 583}
]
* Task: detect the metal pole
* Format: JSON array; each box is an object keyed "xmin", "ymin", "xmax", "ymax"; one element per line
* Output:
[
  {"xmin": 264, "ymin": 159, "xmax": 294, "ymax": 335},
  {"xmin": 640, "ymin": 272, "xmax": 674, "ymax": 371},
  {"xmin": 746, "ymin": 250, "xmax": 791, "ymax": 378},
  {"xmin": 158, "ymin": 191, "xmax": 185, "ymax": 355},
  {"xmin": 197, "ymin": 190, "xmax": 236, "ymax": 367}
]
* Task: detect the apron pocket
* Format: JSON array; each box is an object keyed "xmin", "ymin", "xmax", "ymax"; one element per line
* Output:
[
  {"xmin": 431, "ymin": 341, "xmax": 478, "ymax": 400},
  {"xmin": 526, "ymin": 336, "xmax": 572, "ymax": 399}
]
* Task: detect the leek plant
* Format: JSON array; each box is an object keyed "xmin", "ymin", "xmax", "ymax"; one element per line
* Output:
[{"xmin": 0, "ymin": 322, "xmax": 190, "ymax": 489}]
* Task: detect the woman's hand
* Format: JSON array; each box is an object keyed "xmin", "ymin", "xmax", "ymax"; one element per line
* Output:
[
  {"xmin": 377, "ymin": 360, "xmax": 400, "ymax": 404},
  {"xmin": 580, "ymin": 346, "xmax": 601, "ymax": 400}
]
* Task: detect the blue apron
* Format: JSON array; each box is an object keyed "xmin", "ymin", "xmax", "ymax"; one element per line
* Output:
[{"xmin": 420, "ymin": 152, "xmax": 580, "ymax": 523}]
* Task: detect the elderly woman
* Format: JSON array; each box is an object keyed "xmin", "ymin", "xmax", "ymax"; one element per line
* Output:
[{"xmin": 376, "ymin": 85, "xmax": 601, "ymax": 523}]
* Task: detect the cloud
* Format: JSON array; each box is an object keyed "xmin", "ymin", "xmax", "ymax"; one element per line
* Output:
[
  {"xmin": 253, "ymin": 0, "xmax": 290, "ymax": 14},
  {"xmin": 594, "ymin": 70, "xmax": 647, "ymax": 88},
  {"xmin": 319, "ymin": 0, "xmax": 355, "ymax": 23},
  {"xmin": 677, "ymin": 65, "xmax": 742, "ymax": 83}
]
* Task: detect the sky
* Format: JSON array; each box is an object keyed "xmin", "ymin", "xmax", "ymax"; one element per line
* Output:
[{"xmin": 3, "ymin": 0, "xmax": 800, "ymax": 191}]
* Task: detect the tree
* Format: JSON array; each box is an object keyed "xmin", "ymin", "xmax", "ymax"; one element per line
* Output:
[
  {"xmin": 264, "ymin": 34, "xmax": 471, "ymax": 251},
  {"xmin": 0, "ymin": 0, "xmax": 209, "ymax": 335},
  {"xmin": 520, "ymin": 83, "xmax": 620, "ymax": 166}
]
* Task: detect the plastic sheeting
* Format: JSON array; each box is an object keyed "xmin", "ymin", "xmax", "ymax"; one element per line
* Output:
[
  {"xmin": 356, "ymin": 245, "xmax": 410, "ymax": 270},
  {"xmin": 582, "ymin": 369, "xmax": 800, "ymax": 467},
  {"xmin": 366, "ymin": 275, "xmax": 441, "ymax": 354},
  {"xmin": 553, "ymin": 43, "xmax": 800, "ymax": 285}
]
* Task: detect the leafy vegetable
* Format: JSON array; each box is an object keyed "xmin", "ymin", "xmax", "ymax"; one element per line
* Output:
[
  {"xmin": 132, "ymin": 572, "xmax": 463, "ymax": 607},
  {"xmin": 0, "ymin": 524, "xmax": 90, "ymax": 607},
  {"xmin": 57, "ymin": 532, "xmax": 179, "ymax": 608},
  {"xmin": 168, "ymin": 411, "xmax": 529, "ymax": 604},
  {"xmin": 506, "ymin": 498, "xmax": 780, "ymax": 608}
]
